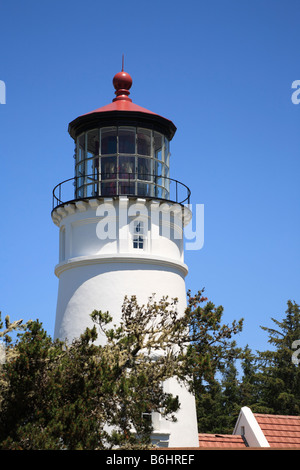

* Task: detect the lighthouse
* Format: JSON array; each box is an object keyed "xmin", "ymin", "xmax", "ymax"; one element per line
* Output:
[{"xmin": 51, "ymin": 65, "xmax": 199, "ymax": 448}]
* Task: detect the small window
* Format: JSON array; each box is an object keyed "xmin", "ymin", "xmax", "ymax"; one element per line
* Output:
[
  {"xmin": 133, "ymin": 221, "xmax": 144, "ymax": 249},
  {"xmin": 142, "ymin": 412, "xmax": 152, "ymax": 425}
]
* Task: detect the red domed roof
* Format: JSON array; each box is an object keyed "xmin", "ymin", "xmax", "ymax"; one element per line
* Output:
[
  {"xmin": 82, "ymin": 99, "xmax": 158, "ymax": 116},
  {"xmin": 82, "ymin": 68, "xmax": 159, "ymax": 116},
  {"xmin": 68, "ymin": 66, "xmax": 176, "ymax": 140}
]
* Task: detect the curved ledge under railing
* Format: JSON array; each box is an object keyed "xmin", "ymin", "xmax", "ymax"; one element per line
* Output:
[{"xmin": 52, "ymin": 172, "xmax": 191, "ymax": 210}]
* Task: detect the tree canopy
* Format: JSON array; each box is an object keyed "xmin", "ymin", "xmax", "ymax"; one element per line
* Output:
[
  {"xmin": 196, "ymin": 300, "xmax": 300, "ymax": 433},
  {"xmin": 0, "ymin": 290, "xmax": 243, "ymax": 450},
  {"xmin": 3, "ymin": 292, "xmax": 299, "ymax": 447}
]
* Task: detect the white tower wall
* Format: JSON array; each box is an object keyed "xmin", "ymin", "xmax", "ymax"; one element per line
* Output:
[
  {"xmin": 52, "ymin": 196, "xmax": 199, "ymax": 447},
  {"xmin": 54, "ymin": 260, "xmax": 188, "ymax": 344}
]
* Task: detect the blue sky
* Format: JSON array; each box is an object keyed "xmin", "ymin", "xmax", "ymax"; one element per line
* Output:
[{"xmin": 0, "ymin": 0, "xmax": 299, "ymax": 355}]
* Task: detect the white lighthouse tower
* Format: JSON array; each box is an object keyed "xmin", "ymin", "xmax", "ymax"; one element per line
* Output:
[{"xmin": 51, "ymin": 66, "xmax": 199, "ymax": 448}]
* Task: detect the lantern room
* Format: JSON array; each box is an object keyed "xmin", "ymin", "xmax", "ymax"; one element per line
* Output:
[
  {"xmin": 74, "ymin": 126, "xmax": 171, "ymax": 200},
  {"xmin": 52, "ymin": 67, "xmax": 190, "ymax": 209}
]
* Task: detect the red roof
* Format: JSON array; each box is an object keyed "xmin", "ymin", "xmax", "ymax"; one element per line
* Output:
[
  {"xmin": 82, "ymin": 68, "xmax": 159, "ymax": 117},
  {"xmin": 68, "ymin": 67, "xmax": 176, "ymax": 140},
  {"xmin": 254, "ymin": 413, "xmax": 300, "ymax": 449},
  {"xmin": 82, "ymin": 99, "xmax": 158, "ymax": 117},
  {"xmin": 198, "ymin": 433, "xmax": 247, "ymax": 449}
]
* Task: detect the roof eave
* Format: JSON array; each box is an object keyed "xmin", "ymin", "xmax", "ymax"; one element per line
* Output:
[{"xmin": 68, "ymin": 109, "xmax": 177, "ymax": 141}]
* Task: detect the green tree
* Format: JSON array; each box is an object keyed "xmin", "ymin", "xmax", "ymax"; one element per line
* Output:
[
  {"xmin": 186, "ymin": 292, "xmax": 243, "ymax": 385},
  {"xmin": 255, "ymin": 300, "xmax": 300, "ymax": 415},
  {"xmin": 196, "ymin": 376, "xmax": 225, "ymax": 433},
  {"xmin": 0, "ymin": 296, "xmax": 184, "ymax": 449},
  {"xmin": 0, "ymin": 291, "xmax": 243, "ymax": 449},
  {"xmin": 219, "ymin": 358, "xmax": 241, "ymax": 432},
  {"xmin": 197, "ymin": 353, "xmax": 244, "ymax": 434},
  {"xmin": 186, "ymin": 292, "xmax": 243, "ymax": 433},
  {"xmin": 237, "ymin": 345, "xmax": 264, "ymax": 413}
]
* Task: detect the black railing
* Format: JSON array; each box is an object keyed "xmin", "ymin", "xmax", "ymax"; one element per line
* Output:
[{"xmin": 52, "ymin": 172, "xmax": 191, "ymax": 210}]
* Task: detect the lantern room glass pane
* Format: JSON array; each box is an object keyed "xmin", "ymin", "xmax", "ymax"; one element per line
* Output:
[
  {"xmin": 154, "ymin": 132, "xmax": 162, "ymax": 161},
  {"xmin": 119, "ymin": 156, "xmax": 135, "ymax": 178},
  {"xmin": 155, "ymin": 160, "xmax": 163, "ymax": 177},
  {"xmin": 101, "ymin": 127, "xmax": 117, "ymax": 155},
  {"xmin": 118, "ymin": 181, "xmax": 135, "ymax": 195},
  {"xmin": 156, "ymin": 175, "xmax": 162, "ymax": 186},
  {"xmin": 85, "ymin": 184, "xmax": 96, "ymax": 197},
  {"xmin": 87, "ymin": 129, "xmax": 99, "ymax": 158},
  {"xmin": 77, "ymin": 134, "xmax": 85, "ymax": 162},
  {"xmin": 76, "ymin": 187, "xmax": 84, "ymax": 199},
  {"xmin": 155, "ymin": 186, "xmax": 164, "ymax": 199},
  {"xmin": 137, "ymin": 128, "xmax": 151, "ymax": 156},
  {"xmin": 164, "ymin": 137, "xmax": 169, "ymax": 155},
  {"xmin": 164, "ymin": 137, "xmax": 169, "ymax": 166},
  {"xmin": 138, "ymin": 182, "xmax": 152, "ymax": 197},
  {"xmin": 101, "ymin": 181, "xmax": 117, "ymax": 196},
  {"xmin": 86, "ymin": 158, "xmax": 95, "ymax": 176},
  {"xmin": 101, "ymin": 156, "xmax": 117, "ymax": 179},
  {"xmin": 77, "ymin": 162, "xmax": 84, "ymax": 176},
  {"xmin": 119, "ymin": 127, "xmax": 135, "ymax": 154},
  {"xmin": 138, "ymin": 157, "xmax": 151, "ymax": 180}
]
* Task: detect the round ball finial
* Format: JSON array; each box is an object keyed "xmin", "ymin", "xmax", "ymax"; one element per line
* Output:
[
  {"xmin": 113, "ymin": 71, "xmax": 132, "ymax": 91},
  {"xmin": 112, "ymin": 57, "xmax": 133, "ymax": 102}
]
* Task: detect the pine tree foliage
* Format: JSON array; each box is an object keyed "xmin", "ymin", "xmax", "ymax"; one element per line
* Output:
[
  {"xmin": 5, "ymin": 295, "xmax": 300, "ymax": 442},
  {"xmin": 195, "ymin": 300, "xmax": 300, "ymax": 432},
  {"xmin": 255, "ymin": 300, "xmax": 300, "ymax": 415},
  {"xmin": 186, "ymin": 292, "xmax": 244, "ymax": 433},
  {"xmin": 0, "ymin": 291, "xmax": 243, "ymax": 450}
]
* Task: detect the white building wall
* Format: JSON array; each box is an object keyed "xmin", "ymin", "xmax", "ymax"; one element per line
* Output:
[
  {"xmin": 52, "ymin": 196, "xmax": 198, "ymax": 447},
  {"xmin": 233, "ymin": 406, "xmax": 270, "ymax": 447},
  {"xmin": 54, "ymin": 257, "xmax": 188, "ymax": 343}
]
